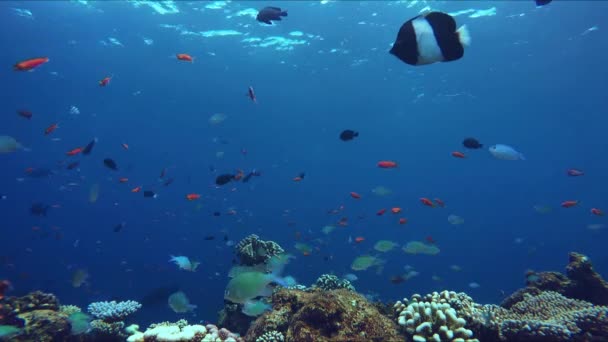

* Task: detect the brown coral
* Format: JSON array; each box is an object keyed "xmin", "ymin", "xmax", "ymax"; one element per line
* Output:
[
  {"xmin": 13, "ymin": 309, "xmax": 71, "ymax": 342},
  {"xmin": 246, "ymin": 288, "xmax": 402, "ymax": 342},
  {"xmin": 235, "ymin": 234, "xmax": 285, "ymax": 266},
  {"xmin": 510, "ymin": 252, "xmax": 608, "ymax": 306}
]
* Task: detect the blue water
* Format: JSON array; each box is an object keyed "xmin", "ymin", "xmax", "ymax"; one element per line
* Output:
[{"xmin": 1, "ymin": 0, "xmax": 607, "ymax": 326}]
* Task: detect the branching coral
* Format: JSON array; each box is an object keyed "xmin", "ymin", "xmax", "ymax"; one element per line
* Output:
[
  {"xmin": 87, "ymin": 300, "xmax": 142, "ymax": 322},
  {"xmin": 256, "ymin": 330, "xmax": 285, "ymax": 342}
]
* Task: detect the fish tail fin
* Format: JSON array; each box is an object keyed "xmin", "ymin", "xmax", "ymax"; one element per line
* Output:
[
  {"xmin": 457, "ymin": 25, "xmax": 471, "ymax": 47},
  {"xmin": 281, "ymin": 10, "xmax": 288, "ymax": 17}
]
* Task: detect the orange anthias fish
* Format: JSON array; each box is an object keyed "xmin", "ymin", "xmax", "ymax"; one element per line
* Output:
[
  {"xmin": 66, "ymin": 147, "xmax": 83, "ymax": 156},
  {"xmin": 131, "ymin": 186, "xmax": 142, "ymax": 193},
  {"xmin": 561, "ymin": 200, "xmax": 579, "ymax": 208},
  {"xmin": 45, "ymin": 123, "xmax": 58, "ymax": 135},
  {"xmin": 354, "ymin": 237, "xmax": 365, "ymax": 243},
  {"xmin": 591, "ymin": 208, "xmax": 604, "ymax": 216},
  {"xmin": 177, "ymin": 53, "xmax": 193, "ymax": 62},
  {"xmin": 118, "ymin": 178, "xmax": 129, "ymax": 183},
  {"xmin": 426, "ymin": 236, "xmax": 436, "ymax": 244},
  {"xmin": 452, "ymin": 151, "xmax": 466, "ymax": 158},
  {"xmin": 99, "ymin": 76, "xmax": 112, "ymax": 87},
  {"xmin": 293, "ymin": 172, "xmax": 305, "ymax": 182},
  {"xmin": 399, "ymin": 218, "xmax": 407, "ymax": 225},
  {"xmin": 247, "ymin": 86, "xmax": 257, "ymax": 103},
  {"xmin": 350, "ymin": 192, "xmax": 361, "ymax": 199},
  {"xmin": 377, "ymin": 160, "xmax": 398, "ymax": 168},
  {"xmin": 420, "ymin": 198, "xmax": 435, "ymax": 207},
  {"xmin": 121, "ymin": 143, "xmax": 129, "ymax": 150},
  {"xmin": 186, "ymin": 193, "xmax": 201, "ymax": 201},
  {"xmin": 434, "ymin": 198, "xmax": 445, "ymax": 207},
  {"xmin": 391, "ymin": 207, "xmax": 402, "ymax": 214},
  {"xmin": 376, "ymin": 208, "xmax": 386, "ymax": 216},
  {"xmin": 14, "ymin": 57, "xmax": 49, "ymax": 71}
]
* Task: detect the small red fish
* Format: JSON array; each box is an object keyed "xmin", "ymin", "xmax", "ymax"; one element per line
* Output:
[
  {"xmin": 354, "ymin": 237, "xmax": 365, "ymax": 243},
  {"xmin": 338, "ymin": 217, "xmax": 348, "ymax": 227},
  {"xmin": 567, "ymin": 169, "xmax": 584, "ymax": 177},
  {"xmin": 350, "ymin": 192, "xmax": 361, "ymax": 199},
  {"xmin": 186, "ymin": 193, "xmax": 201, "ymax": 201},
  {"xmin": 66, "ymin": 147, "xmax": 83, "ymax": 156},
  {"xmin": 591, "ymin": 208, "xmax": 604, "ymax": 216},
  {"xmin": 176, "ymin": 53, "xmax": 193, "ymax": 62},
  {"xmin": 391, "ymin": 207, "xmax": 402, "ymax": 214},
  {"xmin": 24, "ymin": 167, "xmax": 34, "ymax": 174},
  {"xmin": 293, "ymin": 172, "xmax": 305, "ymax": 182},
  {"xmin": 17, "ymin": 110, "xmax": 32, "ymax": 119},
  {"xmin": 561, "ymin": 200, "xmax": 579, "ymax": 208},
  {"xmin": 121, "ymin": 143, "xmax": 129, "ymax": 150},
  {"xmin": 131, "ymin": 186, "xmax": 142, "ymax": 193},
  {"xmin": 118, "ymin": 178, "xmax": 129, "ymax": 183},
  {"xmin": 247, "ymin": 86, "xmax": 257, "ymax": 103},
  {"xmin": 452, "ymin": 151, "xmax": 466, "ymax": 158},
  {"xmin": 420, "ymin": 198, "xmax": 435, "ymax": 207},
  {"xmin": 44, "ymin": 123, "xmax": 58, "ymax": 135},
  {"xmin": 399, "ymin": 218, "xmax": 407, "ymax": 225},
  {"xmin": 99, "ymin": 76, "xmax": 111, "ymax": 87},
  {"xmin": 434, "ymin": 198, "xmax": 445, "ymax": 207},
  {"xmin": 426, "ymin": 236, "xmax": 436, "ymax": 244},
  {"xmin": 376, "ymin": 208, "xmax": 386, "ymax": 216},
  {"xmin": 14, "ymin": 57, "xmax": 49, "ymax": 71},
  {"xmin": 377, "ymin": 160, "xmax": 398, "ymax": 168}
]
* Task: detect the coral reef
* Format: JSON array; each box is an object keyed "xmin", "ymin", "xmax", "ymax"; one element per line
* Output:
[
  {"xmin": 515, "ymin": 252, "xmax": 608, "ymax": 306},
  {"xmin": 394, "ymin": 291, "xmax": 479, "ymax": 342},
  {"xmin": 245, "ymin": 288, "xmax": 402, "ymax": 342},
  {"xmin": 59, "ymin": 304, "xmax": 82, "ymax": 316},
  {"xmin": 235, "ymin": 234, "xmax": 285, "ymax": 266},
  {"xmin": 312, "ymin": 274, "xmax": 355, "ymax": 291}
]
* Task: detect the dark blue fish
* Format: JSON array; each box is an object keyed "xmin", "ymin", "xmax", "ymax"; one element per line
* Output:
[
  {"xmin": 30, "ymin": 203, "xmax": 49, "ymax": 216},
  {"xmin": 103, "ymin": 158, "xmax": 118, "ymax": 170},
  {"xmin": 82, "ymin": 138, "xmax": 98, "ymax": 155},
  {"xmin": 66, "ymin": 162, "xmax": 80, "ymax": 170},
  {"xmin": 215, "ymin": 173, "xmax": 234, "ymax": 186},
  {"xmin": 143, "ymin": 190, "xmax": 157, "ymax": 198},
  {"xmin": 113, "ymin": 222, "xmax": 126, "ymax": 232},
  {"xmin": 256, "ymin": 6, "xmax": 288, "ymax": 25},
  {"xmin": 535, "ymin": 0, "xmax": 552, "ymax": 6}
]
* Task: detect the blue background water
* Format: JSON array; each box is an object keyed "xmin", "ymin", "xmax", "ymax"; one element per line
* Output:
[{"xmin": 1, "ymin": 0, "xmax": 607, "ymax": 326}]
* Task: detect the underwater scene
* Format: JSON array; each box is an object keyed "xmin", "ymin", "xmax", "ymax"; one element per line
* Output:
[{"xmin": 1, "ymin": 0, "xmax": 607, "ymax": 341}]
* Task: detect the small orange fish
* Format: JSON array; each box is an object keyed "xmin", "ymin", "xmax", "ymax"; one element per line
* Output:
[
  {"xmin": 338, "ymin": 217, "xmax": 348, "ymax": 227},
  {"xmin": 14, "ymin": 57, "xmax": 49, "ymax": 71},
  {"xmin": 176, "ymin": 53, "xmax": 193, "ymax": 62},
  {"xmin": 452, "ymin": 151, "xmax": 466, "ymax": 158},
  {"xmin": 376, "ymin": 208, "xmax": 386, "ymax": 216},
  {"xmin": 561, "ymin": 200, "xmax": 579, "ymax": 208},
  {"xmin": 121, "ymin": 143, "xmax": 129, "ymax": 150},
  {"xmin": 302, "ymin": 251, "xmax": 311, "ymax": 256},
  {"xmin": 24, "ymin": 167, "xmax": 34, "ymax": 174},
  {"xmin": 420, "ymin": 198, "xmax": 435, "ymax": 207},
  {"xmin": 350, "ymin": 192, "xmax": 361, "ymax": 199},
  {"xmin": 426, "ymin": 236, "xmax": 436, "ymax": 244},
  {"xmin": 434, "ymin": 198, "xmax": 445, "ymax": 207},
  {"xmin": 391, "ymin": 207, "xmax": 402, "ymax": 214},
  {"xmin": 131, "ymin": 186, "xmax": 142, "ymax": 193},
  {"xmin": 293, "ymin": 172, "xmax": 305, "ymax": 182},
  {"xmin": 354, "ymin": 237, "xmax": 365, "ymax": 243},
  {"xmin": 17, "ymin": 110, "xmax": 32, "ymax": 119},
  {"xmin": 377, "ymin": 160, "xmax": 398, "ymax": 168},
  {"xmin": 233, "ymin": 169, "xmax": 244, "ymax": 181},
  {"xmin": 399, "ymin": 218, "xmax": 407, "ymax": 225},
  {"xmin": 66, "ymin": 147, "xmax": 83, "ymax": 156},
  {"xmin": 186, "ymin": 193, "xmax": 201, "ymax": 201},
  {"xmin": 99, "ymin": 76, "xmax": 111, "ymax": 87},
  {"xmin": 118, "ymin": 178, "xmax": 129, "ymax": 183},
  {"xmin": 591, "ymin": 208, "xmax": 604, "ymax": 216},
  {"xmin": 44, "ymin": 123, "xmax": 58, "ymax": 135}
]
